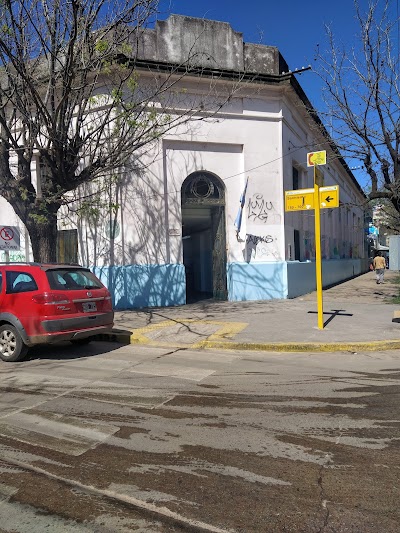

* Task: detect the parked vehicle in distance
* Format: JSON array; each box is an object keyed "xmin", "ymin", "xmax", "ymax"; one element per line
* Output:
[{"xmin": 0, "ymin": 263, "xmax": 114, "ymax": 362}]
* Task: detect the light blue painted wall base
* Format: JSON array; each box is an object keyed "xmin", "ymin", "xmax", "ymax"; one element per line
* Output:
[
  {"xmin": 92, "ymin": 260, "xmax": 368, "ymax": 309},
  {"xmin": 92, "ymin": 264, "xmax": 186, "ymax": 309},
  {"xmin": 227, "ymin": 262, "xmax": 288, "ymax": 301},
  {"xmin": 287, "ymin": 259, "xmax": 367, "ymax": 298}
]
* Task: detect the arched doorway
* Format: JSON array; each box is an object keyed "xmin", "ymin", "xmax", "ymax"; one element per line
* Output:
[{"xmin": 181, "ymin": 171, "xmax": 227, "ymax": 302}]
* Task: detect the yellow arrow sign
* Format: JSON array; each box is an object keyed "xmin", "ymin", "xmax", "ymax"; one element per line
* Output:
[
  {"xmin": 285, "ymin": 188, "xmax": 315, "ymax": 211},
  {"xmin": 285, "ymin": 185, "xmax": 340, "ymax": 211},
  {"xmin": 320, "ymin": 185, "xmax": 339, "ymax": 209}
]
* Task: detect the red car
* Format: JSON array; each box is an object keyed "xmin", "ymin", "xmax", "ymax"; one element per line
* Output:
[{"xmin": 0, "ymin": 263, "xmax": 114, "ymax": 362}]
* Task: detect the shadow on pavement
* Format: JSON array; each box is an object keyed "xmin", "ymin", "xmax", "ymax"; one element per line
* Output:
[
  {"xmin": 308, "ymin": 309, "xmax": 353, "ymax": 328},
  {"xmin": 25, "ymin": 340, "xmax": 127, "ymax": 362}
]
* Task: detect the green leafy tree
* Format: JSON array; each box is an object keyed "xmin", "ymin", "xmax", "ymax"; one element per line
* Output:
[
  {"xmin": 314, "ymin": 0, "xmax": 400, "ymax": 220},
  {"xmin": 0, "ymin": 0, "xmax": 237, "ymax": 261}
]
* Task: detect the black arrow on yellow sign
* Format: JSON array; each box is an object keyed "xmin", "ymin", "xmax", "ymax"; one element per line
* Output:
[{"xmin": 324, "ymin": 195, "xmax": 334, "ymax": 203}]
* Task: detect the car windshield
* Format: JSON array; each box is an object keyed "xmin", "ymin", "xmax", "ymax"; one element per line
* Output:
[{"xmin": 46, "ymin": 269, "xmax": 103, "ymax": 291}]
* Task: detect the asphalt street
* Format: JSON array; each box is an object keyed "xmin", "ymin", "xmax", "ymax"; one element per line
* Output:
[{"xmin": 0, "ymin": 340, "xmax": 399, "ymax": 532}]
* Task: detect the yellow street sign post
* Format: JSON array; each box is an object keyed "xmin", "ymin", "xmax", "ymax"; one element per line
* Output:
[{"xmin": 285, "ymin": 151, "xmax": 339, "ymax": 330}]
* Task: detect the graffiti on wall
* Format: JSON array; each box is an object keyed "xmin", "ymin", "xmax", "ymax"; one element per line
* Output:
[
  {"xmin": 245, "ymin": 233, "xmax": 280, "ymax": 261},
  {"xmin": 0, "ymin": 251, "xmax": 26, "ymax": 262},
  {"xmin": 247, "ymin": 194, "xmax": 273, "ymax": 223},
  {"xmin": 244, "ymin": 192, "xmax": 281, "ymax": 262},
  {"xmin": 246, "ymin": 234, "xmax": 274, "ymax": 246},
  {"xmin": 301, "ymin": 236, "xmax": 359, "ymax": 261},
  {"xmin": 304, "ymin": 231, "xmax": 313, "ymax": 260}
]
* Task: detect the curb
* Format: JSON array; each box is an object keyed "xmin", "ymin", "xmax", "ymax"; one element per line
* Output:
[
  {"xmin": 97, "ymin": 330, "xmax": 400, "ymax": 353},
  {"xmin": 94, "ymin": 330, "xmax": 133, "ymax": 344},
  {"xmin": 195, "ymin": 339, "xmax": 400, "ymax": 353}
]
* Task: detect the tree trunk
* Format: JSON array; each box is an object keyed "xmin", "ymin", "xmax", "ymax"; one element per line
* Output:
[{"xmin": 25, "ymin": 209, "xmax": 59, "ymax": 263}]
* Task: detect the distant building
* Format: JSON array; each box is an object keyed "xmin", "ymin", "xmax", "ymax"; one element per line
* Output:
[{"xmin": 0, "ymin": 15, "xmax": 368, "ymax": 308}]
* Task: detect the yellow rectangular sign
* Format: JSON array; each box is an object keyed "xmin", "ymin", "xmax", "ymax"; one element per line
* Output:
[
  {"xmin": 307, "ymin": 150, "xmax": 327, "ymax": 167},
  {"xmin": 320, "ymin": 185, "xmax": 339, "ymax": 209},
  {"xmin": 285, "ymin": 188, "xmax": 315, "ymax": 211}
]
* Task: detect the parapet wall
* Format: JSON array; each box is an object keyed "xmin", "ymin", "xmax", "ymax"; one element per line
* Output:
[{"xmin": 135, "ymin": 14, "xmax": 287, "ymax": 75}]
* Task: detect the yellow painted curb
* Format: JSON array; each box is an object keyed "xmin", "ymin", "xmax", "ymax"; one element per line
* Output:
[
  {"xmin": 107, "ymin": 330, "xmax": 400, "ymax": 353},
  {"xmin": 125, "ymin": 319, "xmax": 248, "ymax": 347},
  {"xmin": 195, "ymin": 339, "xmax": 400, "ymax": 353}
]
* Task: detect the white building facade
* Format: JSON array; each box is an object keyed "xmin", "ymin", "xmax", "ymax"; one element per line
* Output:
[{"xmin": 0, "ymin": 16, "xmax": 367, "ymax": 308}]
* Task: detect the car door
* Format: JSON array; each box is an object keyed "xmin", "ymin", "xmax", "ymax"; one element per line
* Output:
[
  {"xmin": 0, "ymin": 269, "xmax": 4, "ymax": 310},
  {"xmin": 4, "ymin": 270, "xmax": 40, "ymax": 335}
]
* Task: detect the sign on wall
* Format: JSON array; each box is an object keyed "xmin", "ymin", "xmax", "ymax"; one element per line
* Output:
[{"xmin": 0, "ymin": 226, "xmax": 20, "ymax": 251}]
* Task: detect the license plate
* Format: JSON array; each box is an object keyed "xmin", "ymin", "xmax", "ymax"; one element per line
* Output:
[{"xmin": 83, "ymin": 302, "xmax": 97, "ymax": 312}]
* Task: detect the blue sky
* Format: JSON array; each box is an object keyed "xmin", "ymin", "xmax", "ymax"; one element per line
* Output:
[{"xmin": 158, "ymin": 0, "xmax": 365, "ymax": 111}]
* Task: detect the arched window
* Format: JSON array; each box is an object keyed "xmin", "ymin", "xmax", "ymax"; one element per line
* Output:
[{"xmin": 181, "ymin": 171, "xmax": 225, "ymax": 206}]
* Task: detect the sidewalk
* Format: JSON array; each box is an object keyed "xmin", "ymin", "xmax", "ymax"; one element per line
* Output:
[{"xmin": 111, "ymin": 269, "xmax": 400, "ymax": 352}]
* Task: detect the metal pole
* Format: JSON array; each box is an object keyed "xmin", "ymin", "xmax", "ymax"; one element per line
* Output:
[{"xmin": 314, "ymin": 165, "xmax": 324, "ymax": 329}]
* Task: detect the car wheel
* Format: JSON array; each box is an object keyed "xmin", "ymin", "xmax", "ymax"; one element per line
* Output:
[
  {"xmin": 0, "ymin": 324, "xmax": 29, "ymax": 362},
  {"xmin": 71, "ymin": 337, "xmax": 92, "ymax": 345}
]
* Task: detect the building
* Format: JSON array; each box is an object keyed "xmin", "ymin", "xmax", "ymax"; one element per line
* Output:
[{"xmin": 0, "ymin": 15, "xmax": 368, "ymax": 308}]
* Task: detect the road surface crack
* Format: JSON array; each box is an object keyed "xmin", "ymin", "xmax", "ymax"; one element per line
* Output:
[{"xmin": 317, "ymin": 455, "xmax": 332, "ymax": 532}]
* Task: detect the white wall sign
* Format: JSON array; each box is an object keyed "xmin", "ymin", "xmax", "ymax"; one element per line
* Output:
[{"xmin": 0, "ymin": 226, "xmax": 20, "ymax": 251}]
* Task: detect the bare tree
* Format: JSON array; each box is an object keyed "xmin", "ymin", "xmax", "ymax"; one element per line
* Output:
[
  {"xmin": 0, "ymin": 0, "xmax": 239, "ymax": 261},
  {"xmin": 314, "ymin": 0, "xmax": 400, "ymax": 214}
]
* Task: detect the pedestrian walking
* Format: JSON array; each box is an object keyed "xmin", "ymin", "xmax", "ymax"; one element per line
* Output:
[{"xmin": 373, "ymin": 252, "xmax": 386, "ymax": 284}]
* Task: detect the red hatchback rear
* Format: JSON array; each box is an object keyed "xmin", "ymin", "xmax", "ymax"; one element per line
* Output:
[{"xmin": 0, "ymin": 263, "xmax": 114, "ymax": 362}]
